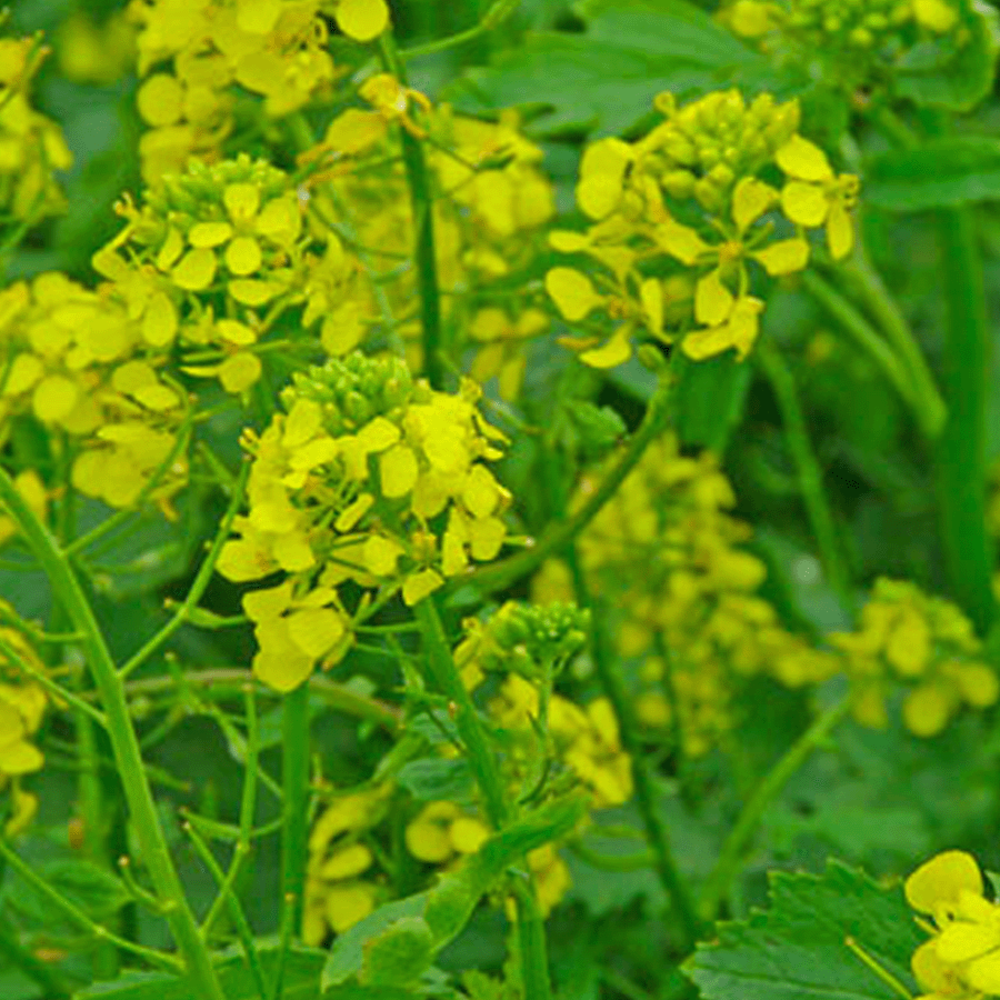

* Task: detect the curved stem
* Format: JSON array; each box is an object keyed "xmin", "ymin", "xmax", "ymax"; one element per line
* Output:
[
  {"xmin": 800, "ymin": 271, "xmax": 930, "ymax": 432},
  {"xmin": 461, "ymin": 375, "xmax": 673, "ymax": 598},
  {"xmin": 698, "ymin": 697, "xmax": 850, "ymax": 921},
  {"xmin": 756, "ymin": 344, "xmax": 855, "ymax": 617},
  {"xmin": 0, "ymin": 465, "xmax": 226, "ymax": 1000}
]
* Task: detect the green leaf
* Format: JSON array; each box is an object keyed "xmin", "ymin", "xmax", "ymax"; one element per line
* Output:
[
  {"xmin": 397, "ymin": 758, "xmax": 474, "ymax": 802},
  {"xmin": 894, "ymin": 0, "xmax": 999, "ymax": 111},
  {"xmin": 674, "ymin": 352, "xmax": 752, "ymax": 453},
  {"xmin": 865, "ymin": 137, "xmax": 1000, "ymax": 211},
  {"xmin": 685, "ymin": 860, "xmax": 924, "ymax": 1000},
  {"xmin": 450, "ymin": 0, "xmax": 761, "ymax": 136},
  {"xmin": 323, "ymin": 796, "xmax": 588, "ymax": 990},
  {"xmin": 7, "ymin": 859, "xmax": 131, "ymax": 927},
  {"xmin": 73, "ymin": 945, "xmax": 325, "ymax": 999}
]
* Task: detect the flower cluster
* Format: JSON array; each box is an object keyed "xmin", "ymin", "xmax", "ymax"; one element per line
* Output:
[
  {"xmin": 0, "ymin": 34, "xmax": 73, "ymax": 223},
  {"xmin": 722, "ymin": 0, "xmax": 962, "ymax": 90},
  {"xmin": 536, "ymin": 434, "xmax": 836, "ymax": 757},
  {"xmin": 830, "ymin": 578, "xmax": 999, "ymax": 737},
  {"xmin": 905, "ymin": 850, "xmax": 1000, "ymax": 998},
  {"xmin": 546, "ymin": 89, "xmax": 859, "ymax": 366},
  {"xmin": 217, "ymin": 354, "xmax": 511, "ymax": 691},
  {"xmin": 309, "ymin": 94, "xmax": 557, "ymax": 399},
  {"xmin": 128, "ymin": 0, "xmax": 389, "ymax": 182},
  {"xmin": 303, "ymin": 783, "xmax": 391, "ymax": 945},
  {"xmin": 0, "ymin": 606, "xmax": 50, "ymax": 835},
  {"xmin": 93, "ymin": 154, "xmax": 371, "ymax": 393},
  {"xmin": 0, "ymin": 273, "xmax": 188, "ymax": 510}
]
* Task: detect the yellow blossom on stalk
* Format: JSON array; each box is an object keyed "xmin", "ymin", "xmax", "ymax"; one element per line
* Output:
[
  {"xmin": 0, "ymin": 274, "xmax": 188, "ymax": 511},
  {"xmin": 217, "ymin": 355, "xmax": 511, "ymax": 691},
  {"xmin": 546, "ymin": 88, "xmax": 858, "ymax": 367},
  {"xmin": 722, "ymin": 0, "xmax": 963, "ymax": 90},
  {"xmin": 539, "ymin": 434, "xmax": 837, "ymax": 757},
  {"xmin": 831, "ymin": 579, "xmax": 998, "ymax": 736},
  {"xmin": 128, "ymin": 0, "xmax": 340, "ymax": 181},
  {"xmin": 303, "ymin": 783, "xmax": 391, "ymax": 943},
  {"xmin": 0, "ymin": 34, "xmax": 72, "ymax": 223},
  {"xmin": 328, "ymin": 0, "xmax": 390, "ymax": 41},
  {"xmin": 905, "ymin": 850, "xmax": 1000, "ymax": 998},
  {"xmin": 94, "ymin": 155, "xmax": 370, "ymax": 394}
]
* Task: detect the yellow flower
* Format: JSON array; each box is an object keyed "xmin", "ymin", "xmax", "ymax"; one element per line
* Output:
[
  {"xmin": 776, "ymin": 135, "xmax": 859, "ymax": 260},
  {"xmin": 331, "ymin": 0, "xmax": 390, "ymax": 41}
]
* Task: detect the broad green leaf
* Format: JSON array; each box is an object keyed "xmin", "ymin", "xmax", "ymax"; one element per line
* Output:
[
  {"xmin": 397, "ymin": 758, "xmax": 474, "ymax": 801},
  {"xmin": 685, "ymin": 860, "xmax": 924, "ymax": 1000},
  {"xmin": 73, "ymin": 946, "xmax": 324, "ymax": 999},
  {"xmin": 865, "ymin": 137, "xmax": 1000, "ymax": 211},
  {"xmin": 323, "ymin": 796, "xmax": 588, "ymax": 990},
  {"xmin": 895, "ymin": 0, "xmax": 999, "ymax": 111},
  {"xmin": 6, "ymin": 859, "xmax": 131, "ymax": 928},
  {"xmin": 450, "ymin": 0, "xmax": 762, "ymax": 136}
]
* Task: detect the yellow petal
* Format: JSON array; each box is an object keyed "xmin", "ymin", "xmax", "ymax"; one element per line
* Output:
[
  {"xmin": 826, "ymin": 203, "xmax": 854, "ymax": 261},
  {"xmin": 753, "ymin": 238, "xmax": 810, "ymax": 276},
  {"xmin": 781, "ymin": 181, "xmax": 828, "ymax": 228},
  {"xmin": 320, "ymin": 844, "xmax": 373, "ymax": 880},
  {"xmin": 694, "ymin": 269, "xmax": 734, "ymax": 327},
  {"xmin": 224, "ymin": 183, "xmax": 261, "ymax": 223},
  {"xmin": 33, "ymin": 375, "xmax": 78, "ymax": 423},
  {"xmin": 225, "ymin": 235, "xmax": 263, "ymax": 276},
  {"xmin": 287, "ymin": 608, "xmax": 346, "ymax": 659},
  {"xmin": 732, "ymin": 177, "xmax": 777, "ymax": 231},
  {"xmin": 580, "ymin": 326, "xmax": 632, "ymax": 369},
  {"xmin": 655, "ymin": 219, "xmax": 711, "ymax": 266},
  {"xmin": 402, "ymin": 568, "xmax": 444, "ymax": 606},
  {"xmin": 136, "ymin": 74, "xmax": 184, "ymax": 128},
  {"xmin": 188, "ymin": 221, "xmax": 234, "ymax": 248},
  {"xmin": 905, "ymin": 850, "xmax": 982, "ymax": 914},
  {"xmin": 913, "ymin": 0, "xmax": 958, "ymax": 32},
  {"xmin": 380, "ymin": 444, "xmax": 419, "ymax": 498},
  {"xmin": 254, "ymin": 648, "xmax": 313, "ymax": 692},
  {"xmin": 336, "ymin": 0, "xmax": 390, "ymax": 41},
  {"xmin": 362, "ymin": 534, "xmax": 404, "ymax": 577},
  {"xmin": 218, "ymin": 352, "xmax": 262, "ymax": 393},
  {"xmin": 545, "ymin": 268, "xmax": 602, "ymax": 322},
  {"xmin": 776, "ymin": 135, "xmax": 834, "ymax": 183},
  {"xmin": 172, "ymin": 248, "xmax": 217, "ymax": 291},
  {"xmin": 903, "ymin": 684, "xmax": 952, "ymax": 737}
]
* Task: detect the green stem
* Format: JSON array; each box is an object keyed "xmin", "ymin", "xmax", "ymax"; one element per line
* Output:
[
  {"xmin": 511, "ymin": 880, "xmax": 553, "ymax": 1000},
  {"xmin": 0, "ymin": 466, "xmax": 227, "ymax": 1000},
  {"xmin": 698, "ymin": 697, "xmax": 850, "ymax": 921},
  {"xmin": 567, "ymin": 551, "xmax": 702, "ymax": 953},
  {"xmin": 756, "ymin": 344, "xmax": 855, "ymax": 617},
  {"xmin": 118, "ymin": 463, "xmax": 249, "ymax": 678},
  {"xmin": 280, "ymin": 683, "xmax": 311, "ymax": 938},
  {"xmin": 378, "ymin": 35, "xmax": 446, "ymax": 388},
  {"xmin": 934, "ymin": 206, "xmax": 996, "ymax": 633},
  {"xmin": 0, "ymin": 839, "xmax": 180, "ymax": 971},
  {"xmin": 462, "ymin": 376, "xmax": 673, "ymax": 598},
  {"xmin": 398, "ymin": 0, "xmax": 520, "ymax": 59},
  {"xmin": 837, "ymin": 250, "xmax": 946, "ymax": 438},
  {"xmin": 800, "ymin": 271, "xmax": 929, "ymax": 430},
  {"xmin": 412, "ymin": 598, "xmax": 509, "ymax": 826}
]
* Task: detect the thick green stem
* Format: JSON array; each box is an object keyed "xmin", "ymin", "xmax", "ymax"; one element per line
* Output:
[
  {"xmin": 462, "ymin": 377, "xmax": 673, "ymax": 598},
  {"xmin": 0, "ymin": 466, "xmax": 226, "ymax": 1000},
  {"xmin": 378, "ymin": 36, "xmax": 445, "ymax": 389},
  {"xmin": 698, "ymin": 697, "xmax": 850, "ymax": 921},
  {"xmin": 280, "ymin": 683, "xmax": 311, "ymax": 937},
  {"xmin": 935, "ymin": 207, "xmax": 996, "ymax": 633},
  {"xmin": 757, "ymin": 344, "xmax": 855, "ymax": 617},
  {"xmin": 511, "ymin": 880, "xmax": 553, "ymax": 1000},
  {"xmin": 567, "ymin": 552, "xmax": 702, "ymax": 953}
]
